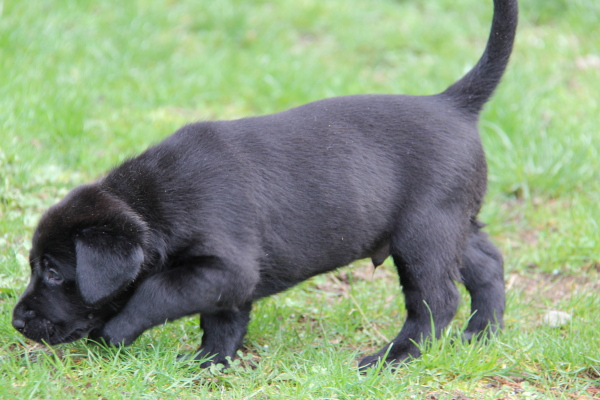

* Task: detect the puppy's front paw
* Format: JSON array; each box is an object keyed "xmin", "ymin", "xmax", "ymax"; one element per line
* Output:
[
  {"xmin": 178, "ymin": 348, "xmax": 229, "ymax": 369},
  {"xmin": 88, "ymin": 320, "xmax": 140, "ymax": 347}
]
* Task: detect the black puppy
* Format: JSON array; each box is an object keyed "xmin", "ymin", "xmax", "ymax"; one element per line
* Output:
[{"xmin": 13, "ymin": 0, "xmax": 518, "ymax": 369}]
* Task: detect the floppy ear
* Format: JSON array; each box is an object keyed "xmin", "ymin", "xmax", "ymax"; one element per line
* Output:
[{"xmin": 75, "ymin": 231, "xmax": 144, "ymax": 306}]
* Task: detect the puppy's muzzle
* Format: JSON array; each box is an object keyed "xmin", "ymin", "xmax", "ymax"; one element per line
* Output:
[{"xmin": 12, "ymin": 307, "xmax": 35, "ymax": 332}]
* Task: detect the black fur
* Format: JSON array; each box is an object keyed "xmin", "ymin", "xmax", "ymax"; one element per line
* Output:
[{"xmin": 13, "ymin": 0, "xmax": 518, "ymax": 369}]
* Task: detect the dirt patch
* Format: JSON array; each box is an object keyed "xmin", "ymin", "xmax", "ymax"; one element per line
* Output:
[
  {"xmin": 506, "ymin": 271, "xmax": 599, "ymax": 304},
  {"xmin": 313, "ymin": 261, "xmax": 396, "ymax": 298},
  {"xmin": 486, "ymin": 376, "xmax": 600, "ymax": 399}
]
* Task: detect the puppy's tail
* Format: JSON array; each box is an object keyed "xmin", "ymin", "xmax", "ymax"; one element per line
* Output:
[{"xmin": 442, "ymin": 0, "xmax": 518, "ymax": 115}]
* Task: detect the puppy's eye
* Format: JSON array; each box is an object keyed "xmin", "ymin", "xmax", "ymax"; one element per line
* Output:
[{"xmin": 45, "ymin": 268, "xmax": 63, "ymax": 284}]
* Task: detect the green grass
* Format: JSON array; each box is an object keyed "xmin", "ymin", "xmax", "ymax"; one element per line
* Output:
[{"xmin": 1, "ymin": 0, "xmax": 599, "ymax": 398}]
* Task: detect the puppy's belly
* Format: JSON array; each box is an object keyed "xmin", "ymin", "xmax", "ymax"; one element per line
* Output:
[{"xmin": 252, "ymin": 229, "xmax": 390, "ymax": 298}]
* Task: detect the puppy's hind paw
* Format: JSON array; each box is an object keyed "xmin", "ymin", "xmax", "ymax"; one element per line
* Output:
[
  {"xmin": 461, "ymin": 326, "xmax": 499, "ymax": 343},
  {"xmin": 358, "ymin": 354, "xmax": 404, "ymax": 373},
  {"xmin": 358, "ymin": 354, "xmax": 385, "ymax": 372},
  {"xmin": 358, "ymin": 347, "xmax": 414, "ymax": 373}
]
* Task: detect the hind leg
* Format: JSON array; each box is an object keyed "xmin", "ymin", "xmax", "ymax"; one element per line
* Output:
[
  {"xmin": 461, "ymin": 222, "xmax": 504, "ymax": 340},
  {"xmin": 359, "ymin": 211, "xmax": 463, "ymax": 369}
]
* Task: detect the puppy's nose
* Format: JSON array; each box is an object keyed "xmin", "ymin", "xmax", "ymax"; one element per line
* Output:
[
  {"xmin": 12, "ymin": 319, "xmax": 25, "ymax": 330},
  {"xmin": 12, "ymin": 307, "xmax": 36, "ymax": 331}
]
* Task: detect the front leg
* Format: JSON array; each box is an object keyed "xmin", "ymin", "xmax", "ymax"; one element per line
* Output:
[
  {"xmin": 189, "ymin": 302, "xmax": 253, "ymax": 368},
  {"xmin": 94, "ymin": 256, "xmax": 258, "ymax": 346}
]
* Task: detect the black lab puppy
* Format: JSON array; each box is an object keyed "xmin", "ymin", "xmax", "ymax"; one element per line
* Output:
[{"xmin": 13, "ymin": 0, "xmax": 518, "ymax": 369}]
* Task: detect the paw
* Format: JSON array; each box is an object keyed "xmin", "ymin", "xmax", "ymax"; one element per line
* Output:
[
  {"xmin": 358, "ymin": 353, "xmax": 410, "ymax": 372},
  {"xmin": 87, "ymin": 320, "xmax": 140, "ymax": 346},
  {"xmin": 178, "ymin": 348, "xmax": 229, "ymax": 369},
  {"xmin": 462, "ymin": 326, "xmax": 497, "ymax": 343},
  {"xmin": 358, "ymin": 344, "xmax": 417, "ymax": 372},
  {"xmin": 358, "ymin": 354, "xmax": 385, "ymax": 371}
]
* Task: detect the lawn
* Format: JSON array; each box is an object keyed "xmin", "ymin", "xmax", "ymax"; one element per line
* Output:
[{"xmin": 1, "ymin": 0, "xmax": 599, "ymax": 398}]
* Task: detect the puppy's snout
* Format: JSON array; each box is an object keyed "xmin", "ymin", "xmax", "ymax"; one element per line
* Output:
[
  {"xmin": 12, "ymin": 306, "xmax": 36, "ymax": 331},
  {"xmin": 12, "ymin": 318, "xmax": 25, "ymax": 330}
]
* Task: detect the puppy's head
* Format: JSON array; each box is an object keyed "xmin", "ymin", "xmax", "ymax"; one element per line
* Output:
[{"xmin": 12, "ymin": 184, "xmax": 148, "ymax": 345}]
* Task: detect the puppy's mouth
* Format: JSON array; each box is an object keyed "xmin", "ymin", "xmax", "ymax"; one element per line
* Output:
[
  {"xmin": 53, "ymin": 316, "xmax": 104, "ymax": 345},
  {"xmin": 38, "ymin": 325, "xmax": 94, "ymax": 345},
  {"xmin": 19, "ymin": 316, "xmax": 102, "ymax": 346}
]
